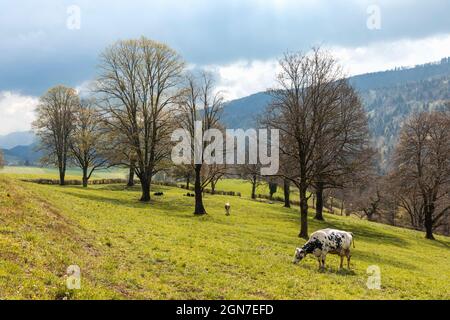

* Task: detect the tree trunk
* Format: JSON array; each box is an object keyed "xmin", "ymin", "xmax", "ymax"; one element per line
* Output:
[
  {"xmin": 283, "ymin": 178, "xmax": 290, "ymax": 208},
  {"xmin": 424, "ymin": 205, "xmax": 435, "ymax": 240},
  {"xmin": 251, "ymin": 178, "xmax": 257, "ymax": 200},
  {"xmin": 194, "ymin": 164, "xmax": 206, "ymax": 215},
  {"xmin": 186, "ymin": 175, "xmax": 190, "ymax": 190},
  {"xmin": 59, "ymin": 165, "xmax": 66, "ymax": 186},
  {"xmin": 340, "ymin": 199, "xmax": 345, "ymax": 216},
  {"xmin": 211, "ymin": 180, "xmax": 216, "ymax": 195},
  {"xmin": 82, "ymin": 167, "xmax": 88, "ymax": 188},
  {"xmin": 314, "ymin": 182, "xmax": 324, "ymax": 221},
  {"xmin": 140, "ymin": 175, "xmax": 151, "ymax": 202},
  {"xmin": 298, "ymin": 184, "xmax": 309, "ymax": 239},
  {"xmin": 127, "ymin": 164, "xmax": 135, "ymax": 187}
]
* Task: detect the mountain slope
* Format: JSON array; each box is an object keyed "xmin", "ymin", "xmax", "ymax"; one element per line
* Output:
[
  {"xmin": 349, "ymin": 57, "xmax": 450, "ymax": 91},
  {"xmin": 0, "ymin": 131, "xmax": 36, "ymax": 149},
  {"xmin": 1, "ymin": 143, "xmax": 42, "ymax": 165},
  {"xmin": 221, "ymin": 58, "xmax": 450, "ymax": 169}
]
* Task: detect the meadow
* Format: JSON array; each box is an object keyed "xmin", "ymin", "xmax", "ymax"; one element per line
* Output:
[{"xmin": 0, "ymin": 170, "xmax": 449, "ymax": 300}]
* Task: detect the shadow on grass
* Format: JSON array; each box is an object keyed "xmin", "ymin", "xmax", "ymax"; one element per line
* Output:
[
  {"xmin": 61, "ymin": 189, "xmax": 200, "ymax": 219},
  {"xmin": 297, "ymin": 263, "xmax": 357, "ymax": 276},
  {"xmin": 63, "ymin": 189, "xmax": 153, "ymax": 207},
  {"xmin": 276, "ymin": 207, "xmax": 410, "ymax": 247},
  {"xmin": 298, "ymin": 248, "xmax": 416, "ymax": 272},
  {"xmin": 92, "ymin": 184, "xmax": 171, "ymax": 193}
]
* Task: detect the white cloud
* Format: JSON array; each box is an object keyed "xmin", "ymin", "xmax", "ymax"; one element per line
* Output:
[
  {"xmin": 206, "ymin": 33, "xmax": 450, "ymax": 100},
  {"xmin": 330, "ymin": 33, "xmax": 450, "ymax": 76},
  {"xmin": 204, "ymin": 60, "xmax": 280, "ymax": 101},
  {"xmin": 0, "ymin": 91, "xmax": 38, "ymax": 135}
]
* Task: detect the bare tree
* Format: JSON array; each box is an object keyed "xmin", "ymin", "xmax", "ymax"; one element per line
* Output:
[
  {"xmin": 311, "ymin": 83, "xmax": 373, "ymax": 221},
  {"xmin": 209, "ymin": 165, "xmax": 226, "ymax": 194},
  {"xmin": 391, "ymin": 111, "xmax": 450, "ymax": 239},
  {"xmin": 33, "ymin": 85, "xmax": 79, "ymax": 185},
  {"xmin": 346, "ymin": 176, "xmax": 386, "ymax": 221},
  {"xmin": 263, "ymin": 48, "xmax": 362, "ymax": 238},
  {"xmin": 69, "ymin": 99, "xmax": 108, "ymax": 187},
  {"xmin": 390, "ymin": 175, "xmax": 425, "ymax": 229},
  {"xmin": 97, "ymin": 37, "xmax": 184, "ymax": 201},
  {"xmin": 239, "ymin": 163, "xmax": 263, "ymax": 199},
  {"xmin": 176, "ymin": 72, "xmax": 224, "ymax": 215}
]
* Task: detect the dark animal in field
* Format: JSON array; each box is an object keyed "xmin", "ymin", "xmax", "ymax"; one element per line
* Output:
[
  {"xmin": 293, "ymin": 229, "xmax": 355, "ymax": 270},
  {"xmin": 153, "ymin": 192, "xmax": 164, "ymax": 196},
  {"xmin": 225, "ymin": 203, "xmax": 231, "ymax": 216}
]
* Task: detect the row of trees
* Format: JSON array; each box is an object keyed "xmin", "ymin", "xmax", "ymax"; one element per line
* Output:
[
  {"xmin": 34, "ymin": 37, "xmax": 226, "ymax": 216},
  {"xmin": 390, "ymin": 110, "xmax": 450, "ymax": 239},
  {"xmin": 334, "ymin": 108, "xmax": 450, "ymax": 240},
  {"xmin": 33, "ymin": 36, "xmax": 448, "ymax": 240},
  {"xmin": 33, "ymin": 87, "xmax": 107, "ymax": 187},
  {"xmin": 34, "ymin": 41, "xmax": 375, "ymax": 235}
]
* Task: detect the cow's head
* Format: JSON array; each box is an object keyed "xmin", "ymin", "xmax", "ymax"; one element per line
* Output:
[{"xmin": 293, "ymin": 248, "xmax": 306, "ymax": 264}]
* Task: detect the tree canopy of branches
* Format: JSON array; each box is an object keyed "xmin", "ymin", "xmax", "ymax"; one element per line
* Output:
[
  {"xmin": 176, "ymin": 72, "xmax": 224, "ymax": 215},
  {"xmin": 345, "ymin": 175, "xmax": 388, "ymax": 222},
  {"xmin": 69, "ymin": 99, "xmax": 108, "ymax": 187},
  {"xmin": 97, "ymin": 37, "xmax": 185, "ymax": 202},
  {"xmin": 33, "ymin": 85, "xmax": 79, "ymax": 185},
  {"xmin": 310, "ymin": 83, "xmax": 372, "ymax": 221},
  {"xmin": 263, "ymin": 48, "xmax": 371, "ymax": 238},
  {"xmin": 390, "ymin": 111, "xmax": 450, "ymax": 240}
]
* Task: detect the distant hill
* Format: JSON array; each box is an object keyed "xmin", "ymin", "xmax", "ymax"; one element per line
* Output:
[
  {"xmin": 221, "ymin": 92, "xmax": 272, "ymax": 129},
  {"xmin": 221, "ymin": 57, "xmax": 450, "ymax": 170},
  {"xmin": 0, "ymin": 131, "xmax": 36, "ymax": 149},
  {"xmin": 1, "ymin": 143, "xmax": 42, "ymax": 166},
  {"xmin": 349, "ymin": 57, "xmax": 450, "ymax": 91}
]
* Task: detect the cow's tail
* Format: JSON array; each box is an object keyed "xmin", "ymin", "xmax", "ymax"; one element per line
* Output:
[{"xmin": 351, "ymin": 232, "xmax": 355, "ymax": 248}]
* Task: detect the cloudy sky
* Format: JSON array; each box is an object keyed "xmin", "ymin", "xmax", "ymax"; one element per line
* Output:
[{"xmin": 1, "ymin": 0, "xmax": 450, "ymax": 134}]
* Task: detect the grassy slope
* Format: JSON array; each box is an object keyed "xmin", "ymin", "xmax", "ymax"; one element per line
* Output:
[{"xmin": 0, "ymin": 175, "xmax": 449, "ymax": 300}]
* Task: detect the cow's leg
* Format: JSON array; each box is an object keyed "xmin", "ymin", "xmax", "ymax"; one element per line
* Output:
[
  {"xmin": 346, "ymin": 250, "xmax": 351, "ymax": 269},
  {"xmin": 339, "ymin": 255, "xmax": 344, "ymax": 269},
  {"xmin": 317, "ymin": 258, "xmax": 322, "ymax": 270},
  {"xmin": 321, "ymin": 255, "xmax": 326, "ymax": 270}
]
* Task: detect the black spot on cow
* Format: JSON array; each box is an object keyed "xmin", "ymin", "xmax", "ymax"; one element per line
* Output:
[
  {"xmin": 328, "ymin": 233, "xmax": 343, "ymax": 250},
  {"xmin": 303, "ymin": 238, "xmax": 323, "ymax": 254}
]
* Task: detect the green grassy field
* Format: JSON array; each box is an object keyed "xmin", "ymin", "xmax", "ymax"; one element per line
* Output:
[
  {"xmin": 215, "ymin": 178, "xmax": 299, "ymax": 199},
  {"xmin": 0, "ymin": 173, "xmax": 449, "ymax": 300},
  {"xmin": 0, "ymin": 166, "xmax": 126, "ymax": 180}
]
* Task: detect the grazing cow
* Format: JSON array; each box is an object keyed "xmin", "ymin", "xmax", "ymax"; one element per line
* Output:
[
  {"xmin": 293, "ymin": 229, "xmax": 355, "ymax": 270},
  {"xmin": 225, "ymin": 203, "xmax": 231, "ymax": 216}
]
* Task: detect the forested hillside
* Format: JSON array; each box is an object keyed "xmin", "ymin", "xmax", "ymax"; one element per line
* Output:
[{"xmin": 222, "ymin": 58, "xmax": 450, "ymax": 170}]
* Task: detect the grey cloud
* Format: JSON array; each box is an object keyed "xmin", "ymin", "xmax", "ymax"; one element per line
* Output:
[{"xmin": 1, "ymin": 0, "xmax": 450, "ymax": 95}]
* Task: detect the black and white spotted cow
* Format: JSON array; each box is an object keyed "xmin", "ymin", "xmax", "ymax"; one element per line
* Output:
[{"xmin": 293, "ymin": 229, "xmax": 355, "ymax": 270}]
